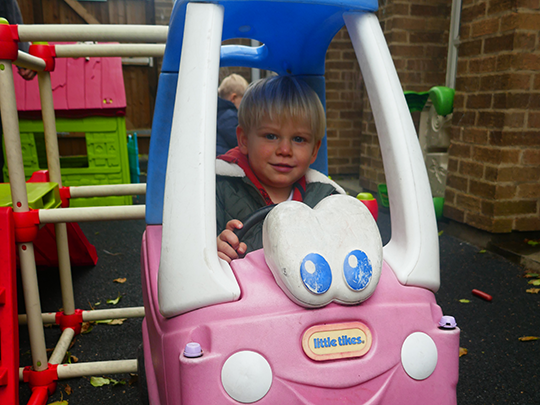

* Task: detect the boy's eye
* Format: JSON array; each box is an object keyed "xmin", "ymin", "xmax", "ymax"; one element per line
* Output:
[
  {"xmin": 265, "ymin": 133, "xmax": 277, "ymax": 140},
  {"xmin": 293, "ymin": 136, "xmax": 307, "ymax": 143}
]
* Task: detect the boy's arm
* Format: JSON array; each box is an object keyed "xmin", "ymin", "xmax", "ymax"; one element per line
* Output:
[{"xmin": 216, "ymin": 178, "xmax": 246, "ymax": 262}]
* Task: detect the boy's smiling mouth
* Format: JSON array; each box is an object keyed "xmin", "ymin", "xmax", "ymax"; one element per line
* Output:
[{"xmin": 271, "ymin": 163, "xmax": 295, "ymax": 172}]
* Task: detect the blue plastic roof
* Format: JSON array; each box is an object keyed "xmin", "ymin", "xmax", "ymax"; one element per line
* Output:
[{"xmin": 162, "ymin": 0, "xmax": 378, "ymax": 75}]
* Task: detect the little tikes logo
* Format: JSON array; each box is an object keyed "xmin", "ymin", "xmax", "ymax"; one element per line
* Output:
[{"xmin": 302, "ymin": 322, "xmax": 372, "ymax": 361}]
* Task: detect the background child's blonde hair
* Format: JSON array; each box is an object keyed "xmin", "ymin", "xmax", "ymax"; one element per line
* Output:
[
  {"xmin": 218, "ymin": 73, "xmax": 249, "ymax": 99},
  {"xmin": 238, "ymin": 76, "xmax": 326, "ymax": 142}
]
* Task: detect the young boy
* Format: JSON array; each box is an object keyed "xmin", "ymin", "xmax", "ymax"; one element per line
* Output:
[{"xmin": 216, "ymin": 75, "xmax": 345, "ymax": 263}]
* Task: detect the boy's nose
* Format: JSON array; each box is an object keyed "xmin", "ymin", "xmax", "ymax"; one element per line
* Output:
[{"xmin": 277, "ymin": 139, "xmax": 292, "ymax": 155}]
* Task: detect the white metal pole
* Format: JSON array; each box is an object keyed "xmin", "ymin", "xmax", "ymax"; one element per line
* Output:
[
  {"xmin": 0, "ymin": 62, "xmax": 28, "ymax": 204},
  {"xmin": 54, "ymin": 44, "xmax": 165, "ymax": 58},
  {"xmin": 17, "ymin": 24, "xmax": 168, "ymax": 43},
  {"xmin": 39, "ymin": 205, "xmax": 145, "ymax": 223},
  {"xmin": 18, "ymin": 306, "xmax": 145, "ymax": 324},
  {"xmin": 0, "ymin": 59, "xmax": 49, "ymax": 372},
  {"xmin": 250, "ymin": 40, "xmax": 261, "ymax": 82},
  {"xmin": 55, "ymin": 223, "xmax": 76, "ymax": 312},
  {"xmin": 18, "ymin": 243, "xmax": 49, "ymax": 371},
  {"xmin": 14, "ymin": 50, "xmax": 46, "ymax": 71},
  {"xmin": 56, "ymin": 360, "xmax": 138, "ymax": 379},
  {"xmin": 49, "ymin": 328, "xmax": 76, "ymax": 365},
  {"xmin": 445, "ymin": 0, "xmax": 463, "ymax": 89},
  {"xmin": 18, "ymin": 312, "xmax": 57, "ymax": 325},
  {"xmin": 38, "ymin": 70, "xmax": 76, "ymax": 315},
  {"xmin": 69, "ymin": 183, "xmax": 146, "ymax": 198},
  {"xmin": 38, "ymin": 71, "xmax": 62, "ymax": 185},
  {"xmin": 82, "ymin": 307, "xmax": 145, "ymax": 321}
]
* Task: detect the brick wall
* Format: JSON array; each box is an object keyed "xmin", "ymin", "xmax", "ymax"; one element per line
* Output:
[
  {"xmin": 155, "ymin": 1, "xmax": 173, "ymax": 25},
  {"xmin": 359, "ymin": 0, "xmax": 452, "ymax": 191},
  {"xmin": 325, "ymin": 28, "xmax": 365, "ymax": 176},
  {"xmin": 444, "ymin": 1, "xmax": 540, "ymax": 232}
]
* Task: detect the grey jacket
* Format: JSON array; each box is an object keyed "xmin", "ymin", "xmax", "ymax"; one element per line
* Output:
[{"xmin": 216, "ymin": 159, "xmax": 346, "ymax": 253}]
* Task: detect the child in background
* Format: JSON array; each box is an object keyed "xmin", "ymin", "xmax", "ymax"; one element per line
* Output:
[
  {"xmin": 216, "ymin": 75, "xmax": 345, "ymax": 262},
  {"xmin": 216, "ymin": 73, "xmax": 249, "ymax": 156}
]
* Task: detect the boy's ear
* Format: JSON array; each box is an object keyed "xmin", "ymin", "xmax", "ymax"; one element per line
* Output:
[
  {"xmin": 237, "ymin": 126, "xmax": 249, "ymax": 155},
  {"xmin": 310, "ymin": 139, "xmax": 322, "ymax": 164}
]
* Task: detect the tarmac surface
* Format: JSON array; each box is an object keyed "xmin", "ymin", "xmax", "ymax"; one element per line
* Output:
[{"xmin": 17, "ymin": 184, "xmax": 540, "ymax": 404}]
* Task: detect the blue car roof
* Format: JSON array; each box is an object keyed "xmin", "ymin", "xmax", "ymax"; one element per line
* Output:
[{"xmin": 163, "ymin": 0, "xmax": 378, "ymax": 75}]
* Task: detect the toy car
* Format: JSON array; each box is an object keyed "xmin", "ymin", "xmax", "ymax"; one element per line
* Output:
[{"xmin": 140, "ymin": 0, "xmax": 460, "ymax": 403}]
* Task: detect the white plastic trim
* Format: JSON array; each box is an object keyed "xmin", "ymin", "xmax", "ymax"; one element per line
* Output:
[
  {"xmin": 344, "ymin": 12, "xmax": 440, "ymax": 292},
  {"xmin": 221, "ymin": 351, "xmax": 273, "ymax": 403},
  {"xmin": 158, "ymin": 3, "xmax": 240, "ymax": 318},
  {"xmin": 263, "ymin": 196, "xmax": 382, "ymax": 308},
  {"xmin": 401, "ymin": 332, "xmax": 438, "ymax": 380}
]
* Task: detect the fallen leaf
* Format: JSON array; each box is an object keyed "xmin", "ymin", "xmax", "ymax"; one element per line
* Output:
[
  {"xmin": 459, "ymin": 299, "xmax": 470, "ymax": 303},
  {"xmin": 528, "ymin": 279, "xmax": 540, "ymax": 286},
  {"xmin": 90, "ymin": 376, "xmax": 111, "ymax": 387},
  {"xmin": 94, "ymin": 301, "xmax": 101, "ymax": 306},
  {"xmin": 459, "ymin": 347, "xmax": 468, "ymax": 357},
  {"xmin": 438, "ymin": 231, "xmax": 444, "ymax": 236},
  {"xmin": 518, "ymin": 336, "xmax": 539, "ymax": 342},
  {"xmin": 81, "ymin": 322, "xmax": 93, "ymax": 334},
  {"xmin": 95, "ymin": 319, "xmax": 113, "ymax": 324},
  {"xmin": 49, "ymin": 402, "xmax": 68, "ymax": 405},
  {"xmin": 526, "ymin": 288, "xmax": 540, "ymax": 294},
  {"xmin": 64, "ymin": 351, "xmax": 72, "ymax": 364},
  {"xmin": 103, "ymin": 249, "xmax": 121, "ymax": 256},
  {"xmin": 478, "ymin": 249, "xmax": 486, "ymax": 254},
  {"xmin": 113, "ymin": 278, "xmax": 127, "ymax": 284},
  {"xmin": 524, "ymin": 273, "xmax": 539, "ymax": 278},
  {"xmin": 110, "ymin": 378, "xmax": 127, "ymax": 386},
  {"xmin": 65, "ymin": 384, "xmax": 73, "ymax": 395},
  {"xmin": 526, "ymin": 239, "xmax": 539, "ymax": 246},
  {"xmin": 94, "ymin": 318, "xmax": 127, "ymax": 325},
  {"xmin": 106, "ymin": 293, "xmax": 122, "ymax": 305},
  {"xmin": 71, "ymin": 355, "xmax": 79, "ymax": 363}
]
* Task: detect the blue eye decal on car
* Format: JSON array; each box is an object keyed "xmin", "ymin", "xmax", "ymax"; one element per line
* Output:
[
  {"xmin": 343, "ymin": 250, "xmax": 372, "ymax": 291},
  {"xmin": 300, "ymin": 253, "xmax": 332, "ymax": 294}
]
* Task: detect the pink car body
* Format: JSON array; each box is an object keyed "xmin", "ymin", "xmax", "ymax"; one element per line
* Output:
[{"xmin": 141, "ymin": 225, "xmax": 459, "ymax": 404}]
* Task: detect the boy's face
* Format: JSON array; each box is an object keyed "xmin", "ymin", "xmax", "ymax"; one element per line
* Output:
[{"xmin": 237, "ymin": 116, "xmax": 321, "ymax": 197}]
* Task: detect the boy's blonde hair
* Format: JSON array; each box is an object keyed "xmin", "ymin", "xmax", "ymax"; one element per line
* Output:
[
  {"xmin": 218, "ymin": 73, "xmax": 249, "ymax": 99},
  {"xmin": 238, "ymin": 76, "xmax": 327, "ymax": 142}
]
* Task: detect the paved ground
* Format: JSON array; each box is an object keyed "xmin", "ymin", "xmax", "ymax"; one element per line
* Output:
[{"xmin": 17, "ymin": 185, "xmax": 540, "ymax": 404}]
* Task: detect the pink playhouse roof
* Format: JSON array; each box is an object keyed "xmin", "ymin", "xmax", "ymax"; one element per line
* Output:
[{"xmin": 13, "ymin": 43, "xmax": 126, "ymax": 118}]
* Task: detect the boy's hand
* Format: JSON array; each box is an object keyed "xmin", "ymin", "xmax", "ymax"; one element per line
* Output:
[
  {"xmin": 217, "ymin": 219, "xmax": 247, "ymax": 263},
  {"xmin": 17, "ymin": 67, "xmax": 37, "ymax": 81}
]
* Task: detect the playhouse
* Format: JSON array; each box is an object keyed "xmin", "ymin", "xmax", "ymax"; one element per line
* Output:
[{"xmin": 3, "ymin": 45, "xmax": 132, "ymax": 207}]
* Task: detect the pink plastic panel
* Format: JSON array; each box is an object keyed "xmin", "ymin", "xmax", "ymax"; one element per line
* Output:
[
  {"xmin": 13, "ymin": 43, "xmax": 126, "ymax": 115},
  {"xmin": 66, "ymin": 57, "xmax": 86, "ymax": 110},
  {"xmin": 141, "ymin": 225, "xmax": 459, "ymax": 405},
  {"xmin": 0, "ymin": 207, "xmax": 19, "ymax": 405}
]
